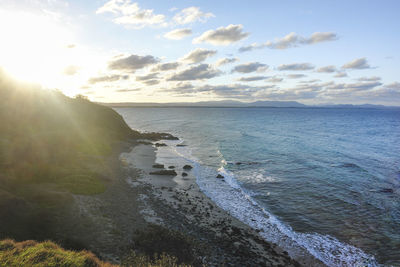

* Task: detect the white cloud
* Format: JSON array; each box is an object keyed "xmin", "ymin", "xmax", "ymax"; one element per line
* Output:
[
  {"xmin": 334, "ymin": 72, "xmax": 347, "ymax": 78},
  {"xmin": 316, "ymin": 65, "xmax": 337, "ymax": 73},
  {"xmin": 96, "ymin": 0, "xmax": 166, "ymax": 29},
  {"xmin": 342, "ymin": 57, "xmax": 371, "ymax": 69},
  {"xmin": 181, "ymin": 48, "xmax": 217, "ymax": 64},
  {"xmin": 236, "ymin": 76, "xmax": 268, "ymax": 82},
  {"xmin": 63, "ymin": 65, "xmax": 79, "ymax": 75},
  {"xmin": 232, "ymin": 62, "xmax": 268, "ymax": 73},
  {"xmin": 108, "ymin": 54, "xmax": 159, "ymax": 71},
  {"xmin": 277, "ymin": 63, "xmax": 315, "ymax": 71},
  {"xmin": 173, "ymin": 7, "xmax": 214, "ymax": 25},
  {"xmin": 167, "ymin": 64, "xmax": 221, "ymax": 81},
  {"xmin": 356, "ymin": 76, "xmax": 381, "ymax": 82},
  {"xmin": 88, "ymin": 74, "xmax": 129, "ymax": 84},
  {"xmin": 193, "ymin": 24, "xmax": 249, "ymax": 46},
  {"xmin": 239, "ymin": 32, "xmax": 337, "ymax": 52},
  {"xmin": 215, "ymin": 57, "xmax": 238, "ymax": 67},
  {"xmin": 287, "ymin": 74, "xmax": 306, "ymax": 79},
  {"xmin": 164, "ymin": 28, "xmax": 192, "ymax": 40},
  {"xmin": 266, "ymin": 76, "xmax": 284, "ymax": 83},
  {"xmin": 151, "ymin": 62, "xmax": 180, "ymax": 72}
]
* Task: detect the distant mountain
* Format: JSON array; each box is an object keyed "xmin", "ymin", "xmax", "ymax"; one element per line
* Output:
[
  {"xmin": 103, "ymin": 100, "xmax": 307, "ymax": 108},
  {"xmin": 102, "ymin": 100, "xmax": 399, "ymax": 109}
]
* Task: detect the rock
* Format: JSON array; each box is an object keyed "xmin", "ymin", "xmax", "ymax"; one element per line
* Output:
[
  {"xmin": 216, "ymin": 174, "xmax": 224, "ymax": 179},
  {"xmin": 183, "ymin": 165, "xmax": 193, "ymax": 170},
  {"xmin": 140, "ymin": 132, "xmax": 179, "ymax": 141},
  {"xmin": 168, "ymin": 166, "xmax": 175, "ymax": 169},
  {"xmin": 176, "ymin": 144, "xmax": 187, "ymax": 147},
  {"xmin": 235, "ymin": 162, "xmax": 242, "ymax": 165},
  {"xmin": 152, "ymin": 164, "xmax": 164, "ymax": 169},
  {"xmin": 137, "ymin": 140, "xmax": 152, "ymax": 145},
  {"xmin": 154, "ymin": 143, "xmax": 167, "ymax": 147},
  {"xmin": 182, "ymin": 172, "xmax": 188, "ymax": 177},
  {"xmin": 149, "ymin": 170, "xmax": 177, "ymax": 176}
]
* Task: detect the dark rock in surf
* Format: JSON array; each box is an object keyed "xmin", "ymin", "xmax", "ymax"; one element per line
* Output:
[
  {"xmin": 182, "ymin": 172, "xmax": 188, "ymax": 177},
  {"xmin": 155, "ymin": 143, "xmax": 167, "ymax": 147},
  {"xmin": 216, "ymin": 174, "xmax": 224, "ymax": 179},
  {"xmin": 176, "ymin": 144, "xmax": 187, "ymax": 147},
  {"xmin": 380, "ymin": 188, "xmax": 394, "ymax": 193},
  {"xmin": 149, "ymin": 170, "xmax": 177, "ymax": 176},
  {"xmin": 152, "ymin": 164, "xmax": 164, "ymax": 169},
  {"xmin": 168, "ymin": 166, "xmax": 175, "ymax": 169},
  {"xmin": 183, "ymin": 165, "xmax": 193, "ymax": 170}
]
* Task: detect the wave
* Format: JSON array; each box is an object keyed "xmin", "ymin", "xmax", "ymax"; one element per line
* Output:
[{"xmin": 156, "ymin": 140, "xmax": 378, "ymax": 267}]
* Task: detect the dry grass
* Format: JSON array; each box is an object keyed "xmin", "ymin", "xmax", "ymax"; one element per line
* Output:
[{"xmin": 0, "ymin": 239, "xmax": 117, "ymax": 267}]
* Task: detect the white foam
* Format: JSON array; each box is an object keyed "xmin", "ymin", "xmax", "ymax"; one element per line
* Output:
[{"xmin": 153, "ymin": 139, "xmax": 378, "ymax": 267}]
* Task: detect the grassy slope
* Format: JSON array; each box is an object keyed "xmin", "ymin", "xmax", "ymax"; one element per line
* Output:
[
  {"xmin": 0, "ymin": 70, "xmax": 142, "ymax": 243},
  {"xmin": 0, "ymin": 239, "xmax": 116, "ymax": 267},
  {"xmin": 0, "ymin": 70, "xmax": 186, "ymax": 266}
]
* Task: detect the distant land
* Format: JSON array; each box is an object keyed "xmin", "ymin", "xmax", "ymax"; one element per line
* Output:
[{"xmin": 101, "ymin": 100, "xmax": 399, "ymax": 109}]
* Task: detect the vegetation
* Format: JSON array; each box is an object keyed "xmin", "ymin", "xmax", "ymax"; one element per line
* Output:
[
  {"xmin": 0, "ymin": 239, "xmax": 116, "ymax": 267},
  {"xmin": 0, "ymin": 70, "xmax": 187, "ymax": 266}
]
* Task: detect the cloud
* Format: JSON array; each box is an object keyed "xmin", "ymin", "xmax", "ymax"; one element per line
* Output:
[
  {"xmin": 151, "ymin": 62, "xmax": 180, "ymax": 72},
  {"xmin": 173, "ymin": 7, "xmax": 214, "ymax": 24},
  {"xmin": 193, "ymin": 24, "xmax": 249, "ymax": 46},
  {"xmin": 384, "ymin": 82, "xmax": 400, "ymax": 90},
  {"xmin": 96, "ymin": 0, "xmax": 166, "ymax": 29},
  {"xmin": 357, "ymin": 76, "xmax": 381, "ymax": 82},
  {"xmin": 215, "ymin": 57, "xmax": 238, "ymax": 66},
  {"xmin": 342, "ymin": 57, "xmax": 371, "ymax": 69},
  {"xmin": 287, "ymin": 74, "xmax": 306, "ymax": 79},
  {"xmin": 266, "ymin": 76, "xmax": 283, "ymax": 83},
  {"xmin": 181, "ymin": 48, "xmax": 217, "ymax": 64},
  {"xmin": 63, "ymin": 65, "xmax": 79, "ymax": 75},
  {"xmin": 108, "ymin": 54, "xmax": 159, "ymax": 71},
  {"xmin": 325, "ymin": 81, "xmax": 382, "ymax": 91},
  {"xmin": 141, "ymin": 79, "xmax": 160, "ymax": 85},
  {"xmin": 88, "ymin": 74, "xmax": 129, "ymax": 84},
  {"xmin": 167, "ymin": 83, "xmax": 274, "ymax": 98},
  {"xmin": 334, "ymin": 72, "xmax": 347, "ymax": 78},
  {"xmin": 135, "ymin": 73, "xmax": 160, "ymax": 85},
  {"xmin": 232, "ymin": 62, "xmax": 268, "ymax": 73},
  {"xmin": 116, "ymin": 88, "xmax": 141, "ymax": 92},
  {"xmin": 239, "ymin": 32, "xmax": 337, "ymax": 52},
  {"xmin": 277, "ymin": 63, "xmax": 315, "ymax": 71},
  {"xmin": 167, "ymin": 64, "xmax": 221, "ymax": 81},
  {"xmin": 316, "ymin": 65, "xmax": 337, "ymax": 73},
  {"xmin": 164, "ymin": 28, "xmax": 192, "ymax": 40},
  {"xmin": 135, "ymin": 72, "xmax": 158, "ymax": 81},
  {"xmin": 236, "ymin": 76, "xmax": 268, "ymax": 82}
]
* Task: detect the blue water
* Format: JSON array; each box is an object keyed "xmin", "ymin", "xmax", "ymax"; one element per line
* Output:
[{"xmin": 115, "ymin": 107, "xmax": 400, "ymax": 266}]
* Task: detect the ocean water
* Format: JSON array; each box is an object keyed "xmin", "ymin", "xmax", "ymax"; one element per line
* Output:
[{"xmin": 115, "ymin": 107, "xmax": 400, "ymax": 266}]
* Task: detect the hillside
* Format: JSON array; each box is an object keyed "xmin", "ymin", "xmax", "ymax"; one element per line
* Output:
[{"xmin": 0, "ymin": 70, "xmax": 175, "ymax": 250}]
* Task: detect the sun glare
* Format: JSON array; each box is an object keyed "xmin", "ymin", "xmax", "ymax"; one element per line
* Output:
[{"xmin": 0, "ymin": 9, "xmax": 88, "ymax": 96}]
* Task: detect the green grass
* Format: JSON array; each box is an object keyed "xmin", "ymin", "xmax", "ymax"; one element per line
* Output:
[
  {"xmin": 58, "ymin": 174, "xmax": 106, "ymax": 195},
  {"xmin": 0, "ymin": 239, "xmax": 116, "ymax": 267}
]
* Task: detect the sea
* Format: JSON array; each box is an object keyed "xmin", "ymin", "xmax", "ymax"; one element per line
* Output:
[{"xmin": 115, "ymin": 107, "xmax": 400, "ymax": 267}]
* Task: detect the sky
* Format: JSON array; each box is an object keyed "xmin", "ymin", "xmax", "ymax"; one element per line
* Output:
[{"xmin": 0, "ymin": 0, "xmax": 399, "ymax": 105}]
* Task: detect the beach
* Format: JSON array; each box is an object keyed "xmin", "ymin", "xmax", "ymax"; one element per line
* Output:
[{"xmin": 72, "ymin": 138, "xmax": 319, "ymax": 266}]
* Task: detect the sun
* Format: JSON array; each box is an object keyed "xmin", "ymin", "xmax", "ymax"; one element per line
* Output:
[{"xmin": 0, "ymin": 9, "xmax": 92, "ymax": 96}]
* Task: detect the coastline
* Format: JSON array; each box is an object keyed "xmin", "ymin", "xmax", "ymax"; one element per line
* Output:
[
  {"xmin": 73, "ymin": 138, "xmax": 316, "ymax": 266},
  {"xmin": 119, "ymin": 141, "xmax": 323, "ymax": 266}
]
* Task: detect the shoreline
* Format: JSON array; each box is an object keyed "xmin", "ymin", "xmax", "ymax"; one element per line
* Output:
[
  {"xmin": 118, "ymin": 142, "xmax": 322, "ymax": 266},
  {"xmin": 73, "ymin": 138, "xmax": 310, "ymax": 266}
]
